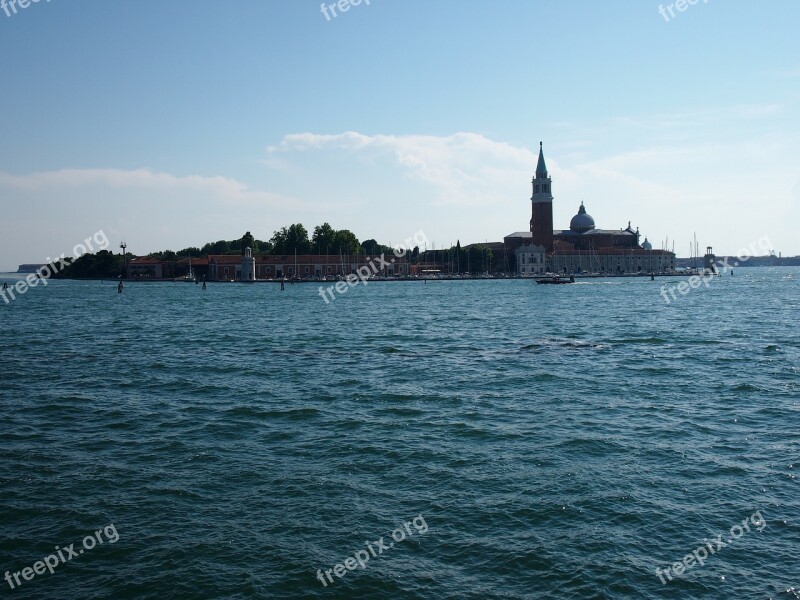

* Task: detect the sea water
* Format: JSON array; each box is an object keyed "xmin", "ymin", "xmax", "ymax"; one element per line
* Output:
[{"xmin": 1, "ymin": 269, "xmax": 798, "ymax": 599}]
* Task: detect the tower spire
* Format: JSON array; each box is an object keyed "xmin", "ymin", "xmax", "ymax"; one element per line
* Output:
[
  {"xmin": 536, "ymin": 141, "xmax": 548, "ymax": 177},
  {"xmin": 530, "ymin": 140, "xmax": 554, "ymax": 252}
]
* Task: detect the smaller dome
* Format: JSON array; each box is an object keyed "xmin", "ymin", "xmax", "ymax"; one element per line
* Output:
[
  {"xmin": 570, "ymin": 202, "xmax": 596, "ymax": 233},
  {"xmin": 642, "ymin": 238, "xmax": 653, "ymax": 250}
]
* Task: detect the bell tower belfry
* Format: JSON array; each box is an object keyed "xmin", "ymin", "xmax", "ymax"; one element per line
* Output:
[{"xmin": 530, "ymin": 142, "xmax": 554, "ymax": 252}]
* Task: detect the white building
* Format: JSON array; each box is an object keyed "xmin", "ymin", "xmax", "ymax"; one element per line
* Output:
[
  {"xmin": 242, "ymin": 247, "xmax": 256, "ymax": 281},
  {"xmin": 516, "ymin": 244, "xmax": 546, "ymax": 276}
]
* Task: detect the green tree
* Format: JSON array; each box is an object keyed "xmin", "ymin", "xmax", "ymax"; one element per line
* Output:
[
  {"xmin": 271, "ymin": 224, "xmax": 310, "ymax": 255},
  {"xmin": 332, "ymin": 229, "xmax": 360, "ymax": 256},
  {"xmin": 361, "ymin": 239, "xmax": 393, "ymax": 256},
  {"xmin": 201, "ymin": 240, "xmax": 231, "ymax": 255},
  {"xmin": 150, "ymin": 250, "xmax": 177, "ymax": 261},
  {"xmin": 240, "ymin": 231, "xmax": 257, "ymax": 255},
  {"xmin": 56, "ymin": 250, "xmax": 124, "ymax": 279},
  {"xmin": 270, "ymin": 227, "xmax": 289, "ymax": 254},
  {"xmin": 312, "ymin": 223, "xmax": 336, "ymax": 255},
  {"xmin": 311, "ymin": 224, "xmax": 360, "ymax": 256},
  {"xmin": 176, "ymin": 247, "xmax": 202, "ymax": 258},
  {"xmin": 288, "ymin": 224, "xmax": 311, "ymax": 254},
  {"xmin": 256, "ymin": 239, "xmax": 273, "ymax": 255}
]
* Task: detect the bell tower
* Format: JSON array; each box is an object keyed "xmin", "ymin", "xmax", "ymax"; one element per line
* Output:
[{"xmin": 530, "ymin": 142, "xmax": 554, "ymax": 252}]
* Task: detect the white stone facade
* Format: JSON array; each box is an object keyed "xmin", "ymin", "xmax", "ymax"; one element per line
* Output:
[
  {"xmin": 548, "ymin": 251, "xmax": 675, "ymax": 275},
  {"xmin": 516, "ymin": 244, "xmax": 546, "ymax": 276},
  {"xmin": 242, "ymin": 247, "xmax": 256, "ymax": 281}
]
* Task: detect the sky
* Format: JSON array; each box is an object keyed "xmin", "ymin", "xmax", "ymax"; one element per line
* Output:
[{"xmin": 1, "ymin": 0, "xmax": 799, "ymax": 270}]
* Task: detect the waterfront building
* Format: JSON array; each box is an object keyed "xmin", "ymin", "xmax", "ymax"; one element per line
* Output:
[
  {"xmin": 516, "ymin": 244, "xmax": 546, "ymax": 276},
  {"xmin": 505, "ymin": 143, "xmax": 675, "ymax": 275},
  {"xmin": 207, "ymin": 255, "xmax": 243, "ymax": 281},
  {"xmin": 126, "ymin": 252, "xmax": 409, "ymax": 281},
  {"xmin": 127, "ymin": 257, "xmax": 165, "ymax": 279},
  {"xmin": 210, "ymin": 254, "xmax": 408, "ymax": 281}
]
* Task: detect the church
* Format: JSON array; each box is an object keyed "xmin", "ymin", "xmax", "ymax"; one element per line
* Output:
[{"xmin": 504, "ymin": 143, "xmax": 675, "ymax": 275}]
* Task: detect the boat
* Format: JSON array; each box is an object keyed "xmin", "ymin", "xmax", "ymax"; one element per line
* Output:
[
  {"xmin": 175, "ymin": 256, "xmax": 197, "ymax": 283},
  {"xmin": 535, "ymin": 275, "xmax": 575, "ymax": 285}
]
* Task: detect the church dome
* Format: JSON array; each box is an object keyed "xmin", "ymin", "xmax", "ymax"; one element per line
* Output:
[
  {"xmin": 642, "ymin": 238, "xmax": 653, "ymax": 250},
  {"xmin": 570, "ymin": 202, "xmax": 595, "ymax": 233}
]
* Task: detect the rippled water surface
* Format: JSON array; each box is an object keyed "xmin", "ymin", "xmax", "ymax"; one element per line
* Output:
[{"xmin": 1, "ymin": 269, "xmax": 799, "ymax": 599}]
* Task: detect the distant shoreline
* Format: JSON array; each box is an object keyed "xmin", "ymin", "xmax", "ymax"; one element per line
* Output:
[
  {"xmin": 0, "ymin": 272, "xmax": 781, "ymax": 283},
  {"xmin": 2, "ymin": 265, "xmax": 798, "ymax": 282}
]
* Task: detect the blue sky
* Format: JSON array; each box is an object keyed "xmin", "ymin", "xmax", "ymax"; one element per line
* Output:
[{"xmin": 1, "ymin": 0, "xmax": 799, "ymax": 269}]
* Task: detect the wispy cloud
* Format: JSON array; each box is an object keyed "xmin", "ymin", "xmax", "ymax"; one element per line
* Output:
[
  {"xmin": 268, "ymin": 131, "xmax": 537, "ymax": 206},
  {"xmin": 0, "ymin": 168, "xmax": 305, "ymax": 268},
  {"xmin": 261, "ymin": 125, "xmax": 799, "ymax": 254},
  {"xmin": 0, "ymin": 168, "xmax": 296, "ymax": 208}
]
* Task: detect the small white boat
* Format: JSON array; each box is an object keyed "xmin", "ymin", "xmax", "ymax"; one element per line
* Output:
[{"xmin": 175, "ymin": 257, "xmax": 197, "ymax": 283}]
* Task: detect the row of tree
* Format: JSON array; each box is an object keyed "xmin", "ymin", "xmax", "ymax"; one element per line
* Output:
[
  {"xmin": 150, "ymin": 224, "xmax": 401, "ymax": 260},
  {"xmin": 53, "ymin": 250, "xmax": 125, "ymax": 279},
  {"xmin": 54, "ymin": 226, "xmax": 503, "ymax": 279},
  {"xmin": 148, "ymin": 236, "xmax": 271, "ymax": 261}
]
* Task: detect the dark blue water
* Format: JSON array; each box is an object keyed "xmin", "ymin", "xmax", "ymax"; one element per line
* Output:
[{"xmin": 1, "ymin": 269, "xmax": 799, "ymax": 599}]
